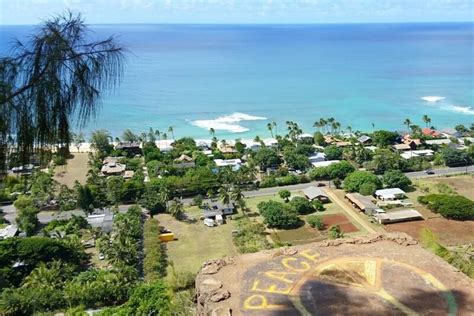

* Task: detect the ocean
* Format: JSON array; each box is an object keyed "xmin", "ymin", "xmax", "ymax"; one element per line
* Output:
[{"xmin": 1, "ymin": 23, "xmax": 473, "ymax": 139}]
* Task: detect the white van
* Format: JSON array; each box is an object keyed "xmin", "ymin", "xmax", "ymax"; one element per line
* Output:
[{"xmin": 204, "ymin": 218, "xmax": 215, "ymax": 227}]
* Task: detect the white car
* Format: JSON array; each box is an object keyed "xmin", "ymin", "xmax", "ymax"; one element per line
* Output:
[{"xmin": 204, "ymin": 218, "xmax": 215, "ymax": 227}]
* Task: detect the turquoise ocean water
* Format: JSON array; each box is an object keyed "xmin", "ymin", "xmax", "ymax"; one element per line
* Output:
[{"xmin": 1, "ymin": 23, "xmax": 473, "ymax": 139}]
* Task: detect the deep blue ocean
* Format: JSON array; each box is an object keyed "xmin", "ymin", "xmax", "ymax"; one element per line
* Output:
[{"xmin": 1, "ymin": 23, "xmax": 473, "ymax": 139}]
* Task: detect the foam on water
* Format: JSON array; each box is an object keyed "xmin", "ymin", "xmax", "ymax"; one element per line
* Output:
[
  {"xmin": 191, "ymin": 112, "xmax": 267, "ymax": 133},
  {"xmin": 443, "ymin": 105, "xmax": 474, "ymax": 115},
  {"xmin": 421, "ymin": 96, "xmax": 445, "ymax": 102}
]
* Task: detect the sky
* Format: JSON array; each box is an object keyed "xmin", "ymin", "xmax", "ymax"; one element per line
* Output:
[{"xmin": 0, "ymin": 0, "xmax": 473, "ymax": 25}]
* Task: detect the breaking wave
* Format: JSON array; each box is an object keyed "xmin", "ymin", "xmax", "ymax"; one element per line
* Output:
[
  {"xmin": 191, "ymin": 112, "xmax": 267, "ymax": 133},
  {"xmin": 421, "ymin": 96, "xmax": 445, "ymax": 102},
  {"xmin": 443, "ymin": 105, "xmax": 474, "ymax": 115}
]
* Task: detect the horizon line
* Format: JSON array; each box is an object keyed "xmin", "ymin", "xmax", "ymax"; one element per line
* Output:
[{"xmin": 1, "ymin": 20, "xmax": 473, "ymax": 27}]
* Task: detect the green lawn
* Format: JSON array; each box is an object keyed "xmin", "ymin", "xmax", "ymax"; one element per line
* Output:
[{"xmin": 157, "ymin": 207, "xmax": 237, "ymax": 274}]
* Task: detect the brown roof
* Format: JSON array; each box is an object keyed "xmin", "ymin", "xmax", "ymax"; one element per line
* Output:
[{"xmin": 345, "ymin": 193, "xmax": 377, "ymax": 210}]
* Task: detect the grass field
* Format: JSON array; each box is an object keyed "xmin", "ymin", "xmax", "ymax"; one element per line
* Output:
[
  {"xmin": 157, "ymin": 207, "xmax": 237, "ymax": 274},
  {"xmin": 54, "ymin": 153, "xmax": 89, "ymax": 187}
]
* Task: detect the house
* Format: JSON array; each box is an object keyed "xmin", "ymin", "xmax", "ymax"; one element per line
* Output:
[
  {"xmin": 393, "ymin": 143, "xmax": 412, "ymax": 151},
  {"xmin": 174, "ymin": 154, "xmax": 196, "ymax": 169},
  {"xmin": 241, "ymin": 140, "xmax": 262, "ymax": 151},
  {"xmin": 441, "ymin": 128, "xmax": 463, "ymax": 139},
  {"xmin": 335, "ymin": 141, "xmax": 351, "ymax": 147},
  {"xmin": 123, "ymin": 170, "xmax": 135, "ymax": 179},
  {"xmin": 203, "ymin": 201, "xmax": 235, "ymax": 218},
  {"xmin": 357, "ymin": 135, "xmax": 372, "ymax": 144},
  {"xmin": 115, "ymin": 142, "xmax": 141, "ymax": 156},
  {"xmin": 425, "ymin": 139, "xmax": 452, "ymax": 146},
  {"xmin": 303, "ymin": 186, "xmax": 330, "ymax": 203},
  {"xmin": 400, "ymin": 149, "xmax": 434, "ymax": 160},
  {"xmin": 345, "ymin": 193, "xmax": 378, "ymax": 214},
  {"xmin": 308, "ymin": 153, "xmax": 326, "ymax": 164},
  {"xmin": 364, "ymin": 146, "xmax": 378, "ymax": 152},
  {"xmin": 298, "ymin": 133, "xmax": 314, "ymax": 141},
  {"xmin": 0, "ymin": 225, "xmax": 18, "ymax": 239},
  {"xmin": 311, "ymin": 160, "xmax": 340, "ymax": 168},
  {"xmin": 375, "ymin": 188, "xmax": 406, "ymax": 201},
  {"xmin": 86, "ymin": 213, "xmax": 114, "ymax": 233},
  {"xmin": 214, "ymin": 159, "xmax": 242, "ymax": 168},
  {"xmin": 422, "ymin": 128, "xmax": 442, "ymax": 137},
  {"xmin": 374, "ymin": 209, "xmax": 423, "ymax": 224},
  {"xmin": 263, "ymin": 138, "xmax": 278, "ymax": 147},
  {"xmin": 156, "ymin": 140, "xmax": 174, "ymax": 152},
  {"xmin": 101, "ymin": 161, "xmax": 126, "ymax": 176}
]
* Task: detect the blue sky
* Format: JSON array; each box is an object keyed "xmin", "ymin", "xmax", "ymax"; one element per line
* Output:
[{"xmin": 0, "ymin": 0, "xmax": 473, "ymax": 25}]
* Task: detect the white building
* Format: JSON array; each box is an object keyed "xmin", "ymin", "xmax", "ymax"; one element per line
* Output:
[
  {"xmin": 400, "ymin": 150, "xmax": 434, "ymax": 160},
  {"xmin": 308, "ymin": 153, "xmax": 326, "ymax": 164},
  {"xmin": 375, "ymin": 188, "xmax": 406, "ymax": 201},
  {"xmin": 0, "ymin": 225, "xmax": 18, "ymax": 239},
  {"xmin": 214, "ymin": 159, "xmax": 242, "ymax": 168},
  {"xmin": 311, "ymin": 160, "xmax": 340, "ymax": 168}
]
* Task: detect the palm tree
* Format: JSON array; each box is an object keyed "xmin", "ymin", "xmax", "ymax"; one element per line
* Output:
[
  {"xmin": 313, "ymin": 121, "xmax": 322, "ymax": 132},
  {"xmin": 168, "ymin": 198, "xmax": 183, "ymax": 219},
  {"xmin": 209, "ymin": 128, "xmax": 216, "ymax": 138},
  {"xmin": 155, "ymin": 129, "xmax": 161, "ymax": 140},
  {"xmin": 267, "ymin": 123, "xmax": 274, "ymax": 138},
  {"xmin": 147, "ymin": 127, "xmax": 156, "ymax": 142},
  {"xmin": 422, "ymin": 115, "xmax": 431, "ymax": 128},
  {"xmin": 403, "ymin": 118, "xmax": 411, "ymax": 131},
  {"xmin": 162, "ymin": 132, "xmax": 168, "ymax": 140},
  {"xmin": 168, "ymin": 126, "xmax": 175, "ymax": 140},
  {"xmin": 319, "ymin": 118, "xmax": 328, "ymax": 134},
  {"xmin": 218, "ymin": 186, "xmax": 231, "ymax": 206},
  {"xmin": 272, "ymin": 121, "xmax": 277, "ymax": 137},
  {"xmin": 22, "ymin": 261, "xmax": 64, "ymax": 290},
  {"xmin": 231, "ymin": 186, "xmax": 245, "ymax": 206},
  {"xmin": 346, "ymin": 126, "xmax": 353, "ymax": 135}
]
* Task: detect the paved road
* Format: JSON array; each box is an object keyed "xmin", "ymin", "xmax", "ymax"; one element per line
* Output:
[
  {"xmin": 243, "ymin": 181, "xmax": 331, "ymax": 198},
  {"xmin": 405, "ymin": 165, "xmax": 472, "ymax": 179}
]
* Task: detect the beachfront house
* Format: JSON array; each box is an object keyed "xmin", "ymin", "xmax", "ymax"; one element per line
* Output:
[
  {"xmin": 393, "ymin": 143, "xmax": 412, "ymax": 151},
  {"xmin": 203, "ymin": 201, "xmax": 235, "ymax": 219},
  {"xmin": 375, "ymin": 188, "xmax": 406, "ymax": 201},
  {"xmin": 374, "ymin": 209, "xmax": 423, "ymax": 224},
  {"xmin": 345, "ymin": 193, "xmax": 378, "ymax": 215},
  {"xmin": 115, "ymin": 142, "xmax": 141, "ymax": 156},
  {"xmin": 422, "ymin": 128, "xmax": 442, "ymax": 138},
  {"xmin": 441, "ymin": 128, "xmax": 463, "ymax": 139},
  {"xmin": 303, "ymin": 186, "xmax": 330, "ymax": 203}
]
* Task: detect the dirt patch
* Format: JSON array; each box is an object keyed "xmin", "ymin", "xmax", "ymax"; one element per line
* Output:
[
  {"xmin": 195, "ymin": 233, "xmax": 474, "ymax": 316},
  {"xmin": 421, "ymin": 175, "xmax": 474, "ymax": 200},
  {"xmin": 385, "ymin": 217, "xmax": 474, "ymax": 246},
  {"xmin": 323, "ymin": 214, "xmax": 358, "ymax": 233}
]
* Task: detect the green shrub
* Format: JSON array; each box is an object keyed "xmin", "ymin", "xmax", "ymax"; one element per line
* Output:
[
  {"xmin": 343, "ymin": 171, "xmax": 382, "ymax": 193},
  {"xmin": 143, "ymin": 218, "xmax": 168, "ymax": 281},
  {"xmin": 418, "ymin": 194, "xmax": 474, "ymax": 220},
  {"xmin": 258, "ymin": 200, "xmax": 299, "ymax": 229},
  {"xmin": 328, "ymin": 225, "xmax": 344, "ymax": 239},
  {"xmin": 307, "ymin": 215, "xmax": 325, "ymax": 230},
  {"xmin": 233, "ymin": 218, "xmax": 272, "ymax": 253},
  {"xmin": 289, "ymin": 197, "xmax": 315, "ymax": 215}
]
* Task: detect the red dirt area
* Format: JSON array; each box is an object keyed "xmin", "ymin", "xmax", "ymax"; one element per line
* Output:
[
  {"xmin": 323, "ymin": 214, "xmax": 358, "ymax": 233},
  {"xmin": 385, "ymin": 217, "xmax": 474, "ymax": 246}
]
